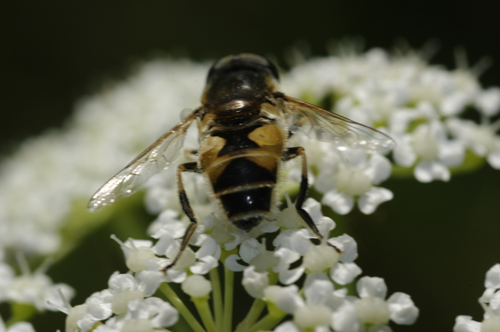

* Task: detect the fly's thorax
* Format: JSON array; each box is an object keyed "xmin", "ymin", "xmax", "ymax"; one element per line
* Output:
[
  {"xmin": 197, "ymin": 99, "xmax": 262, "ymax": 132},
  {"xmin": 201, "ymin": 70, "xmax": 277, "ymax": 106},
  {"xmin": 198, "ymin": 122, "xmax": 285, "ymax": 231},
  {"xmin": 197, "ymin": 93, "xmax": 286, "ymax": 136}
]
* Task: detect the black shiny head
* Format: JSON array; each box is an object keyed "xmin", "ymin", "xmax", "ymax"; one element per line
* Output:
[
  {"xmin": 207, "ymin": 54, "xmax": 279, "ymax": 83},
  {"xmin": 202, "ymin": 54, "xmax": 280, "ymax": 106}
]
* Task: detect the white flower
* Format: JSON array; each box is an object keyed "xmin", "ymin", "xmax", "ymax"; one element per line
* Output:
[
  {"xmin": 454, "ymin": 315, "xmax": 481, "ymax": 332},
  {"xmin": 48, "ymin": 289, "xmax": 91, "ymax": 332},
  {"xmin": 273, "ymin": 199, "xmax": 360, "ymax": 285},
  {"xmin": 333, "ymin": 277, "xmax": 418, "ymax": 331},
  {"xmin": 91, "ymin": 297, "xmax": 178, "ymax": 332},
  {"xmin": 454, "ymin": 315, "xmax": 500, "ymax": 332},
  {"xmin": 126, "ymin": 297, "xmax": 178, "ymax": 328},
  {"xmin": 228, "ymin": 199, "xmax": 330, "ymax": 279},
  {"xmin": 56, "ymin": 271, "xmax": 172, "ymax": 332},
  {"xmin": 242, "ymin": 266, "xmax": 269, "ymax": 299},
  {"xmin": 83, "ymin": 289, "xmax": 113, "ymax": 321},
  {"xmin": 107, "ymin": 274, "xmax": 145, "ymax": 316},
  {"xmin": 393, "ymin": 120, "xmax": 464, "ymax": 182},
  {"xmin": 225, "ymin": 238, "xmax": 279, "ymax": 273},
  {"xmin": 475, "ymin": 87, "xmax": 500, "ymax": 117},
  {"xmin": 485, "ymin": 264, "xmax": 500, "ymax": 290},
  {"xmin": 4, "ymin": 257, "xmax": 74, "ymax": 312},
  {"xmin": 447, "ymin": 118, "xmax": 500, "ymax": 169},
  {"xmin": 0, "ymin": 261, "xmax": 15, "ymax": 302},
  {"xmin": 455, "ymin": 263, "xmax": 500, "ymax": 332},
  {"xmin": 111, "ymin": 236, "xmax": 156, "ymax": 273},
  {"xmin": 270, "ymin": 280, "xmax": 343, "ymax": 331},
  {"xmin": 148, "ymin": 212, "xmax": 221, "ymax": 281},
  {"xmin": 302, "ymin": 245, "xmax": 340, "ymax": 274},
  {"xmin": 317, "ymin": 149, "xmax": 393, "ymax": 214},
  {"xmin": 330, "ymin": 262, "xmax": 362, "ymax": 286}
]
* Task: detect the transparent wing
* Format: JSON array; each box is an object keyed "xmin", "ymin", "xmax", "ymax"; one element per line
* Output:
[
  {"xmin": 280, "ymin": 95, "xmax": 395, "ymax": 153},
  {"xmin": 88, "ymin": 111, "xmax": 198, "ymax": 212}
]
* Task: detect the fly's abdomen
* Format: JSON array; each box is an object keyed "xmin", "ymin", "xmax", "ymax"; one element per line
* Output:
[
  {"xmin": 199, "ymin": 123, "xmax": 285, "ymax": 231},
  {"xmin": 217, "ymin": 157, "xmax": 275, "ymax": 230}
]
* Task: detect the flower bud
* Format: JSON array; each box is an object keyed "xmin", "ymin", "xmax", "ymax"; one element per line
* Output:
[
  {"xmin": 126, "ymin": 247, "xmax": 156, "ymax": 272},
  {"xmin": 181, "ymin": 275, "xmax": 212, "ymax": 298},
  {"xmin": 303, "ymin": 245, "xmax": 339, "ymax": 272}
]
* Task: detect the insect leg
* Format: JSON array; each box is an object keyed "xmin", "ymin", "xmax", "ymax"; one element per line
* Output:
[
  {"xmin": 283, "ymin": 147, "xmax": 341, "ymax": 253},
  {"xmin": 163, "ymin": 162, "xmax": 201, "ymax": 271}
]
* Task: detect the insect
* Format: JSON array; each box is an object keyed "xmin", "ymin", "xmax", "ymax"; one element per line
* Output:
[{"xmin": 88, "ymin": 53, "xmax": 394, "ymax": 268}]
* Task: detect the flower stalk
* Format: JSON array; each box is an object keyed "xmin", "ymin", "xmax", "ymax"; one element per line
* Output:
[
  {"xmin": 209, "ymin": 268, "xmax": 224, "ymax": 330},
  {"xmin": 193, "ymin": 296, "xmax": 218, "ymax": 332},
  {"xmin": 159, "ymin": 283, "xmax": 206, "ymax": 332},
  {"xmin": 222, "ymin": 266, "xmax": 234, "ymax": 332},
  {"xmin": 234, "ymin": 299, "xmax": 267, "ymax": 332}
]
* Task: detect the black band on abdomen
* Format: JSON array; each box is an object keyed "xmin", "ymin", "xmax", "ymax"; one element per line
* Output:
[{"xmin": 213, "ymin": 158, "xmax": 276, "ymax": 193}]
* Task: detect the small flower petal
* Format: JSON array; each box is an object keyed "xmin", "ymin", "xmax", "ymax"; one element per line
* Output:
[
  {"xmin": 224, "ymin": 255, "xmax": 246, "ymax": 272},
  {"xmin": 275, "ymin": 285, "xmax": 304, "ymax": 314},
  {"xmin": 387, "ymin": 292, "xmax": 419, "ymax": 325},
  {"xmin": 453, "ymin": 315, "xmax": 481, "ymax": 332},
  {"xmin": 330, "ymin": 262, "xmax": 362, "ymax": 285},
  {"xmin": 414, "ymin": 160, "xmax": 450, "ymax": 182},
  {"xmin": 485, "ymin": 264, "xmax": 500, "ymax": 290},
  {"xmin": 322, "ymin": 191, "xmax": 355, "ymax": 215},
  {"xmin": 242, "ymin": 266, "xmax": 269, "ymax": 299},
  {"xmin": 328, "ymin": 234, "xmax": 358, "ymax": 263},
  {"xmin": 358, "ymin": 187, "xmax": 393, "ymax": 214},
  {"xmin": 357, "ymin": 276, "xmax": 387, "ymax": 299}
]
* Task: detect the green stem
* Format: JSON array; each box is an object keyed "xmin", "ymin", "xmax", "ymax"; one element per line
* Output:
[
  {"xmin": 248, "ymin": 312, "xmax": 286, "ymax": 332},
  {"xmin": 234, "ymin": 299, "xmax": 266, "ymax": 332},
  {"xmin": 222, "ymin": 266, "xmax": 234, "ymax": 332},
  {"xmin": 193, "ymin": 297, "xmax": 219, "ymax": 332},
  {"xmin": 159, "ymin": 283, "xmax": 206, "ymax": 332},
  {"xmin": 210, "ymin": 268, "xmax": 223, "ymax": 330}
]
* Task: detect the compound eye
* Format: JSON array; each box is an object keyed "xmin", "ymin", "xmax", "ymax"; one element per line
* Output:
[
  {"xmin": 264, "ymin": 58, "xmax": 279, "ymax": 81},
  {"xmin": 238, "ymin": 54, "xmax": 279, "ymax": 81}
]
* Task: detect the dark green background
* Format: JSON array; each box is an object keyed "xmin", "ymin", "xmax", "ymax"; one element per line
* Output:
[{"xmin": 1, "ymin": 1, "xmax": 500, "ymax": 331}]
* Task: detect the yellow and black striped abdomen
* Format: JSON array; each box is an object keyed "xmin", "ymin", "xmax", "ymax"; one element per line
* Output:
[{"xmin": 199, "ymin": 123, "xmax": 285, "ymax": 231}]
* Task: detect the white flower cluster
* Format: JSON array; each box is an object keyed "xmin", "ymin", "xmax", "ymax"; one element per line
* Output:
[
  {"xmin": 0, "ymin": 60, "xmax": 206, "ymax": 256},
  {"xmin": 283, "ymin": 48, "xmax": 500, "ymax": 187},
  {"xmin": 52, "ymin": 271, "xmax": 177, "ymax": 332},
  {"xmin": 272, "ymin": 277, "xmax": 418, "ymax": 332},
  {"xmin": 54, "ymin": 197, "xmax": 415, "ymax": 332},
  {"xmin": 454, "ymin": 264, "xmax": 500, "ymax": 332},
  {"xmin": 0, "ymin": 254, "xmax": 74, "ymax": 332},
  {"xmin": 0, "ymin": 255, "xmax": 73, "ymax": 312}
]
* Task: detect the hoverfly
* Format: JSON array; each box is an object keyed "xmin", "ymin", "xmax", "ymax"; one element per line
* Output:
[{"xmin": 88, "ymin": 54, "xmax": 394, "ymax": 268}]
